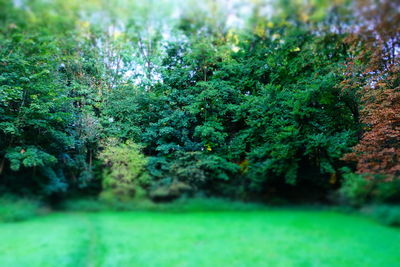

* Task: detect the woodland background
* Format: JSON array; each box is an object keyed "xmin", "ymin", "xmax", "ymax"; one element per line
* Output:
[{"xmin": 0, "ymin": 0, "xmax": 399, "ymax": 217}]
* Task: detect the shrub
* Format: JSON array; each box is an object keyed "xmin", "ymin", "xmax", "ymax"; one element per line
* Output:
[
  {"xmin": 361, "ymin": 205, "xmax": 400, "ymax": 227},
  {"xmin": 169, "ymin": 152, "xmax": 240, "ymax": 186},
  {"xmin": 0, "ymin": 195, "xmax": 43, "ymax": 222},
  {"xmin": 340, "ymin": 173, "xmax": 400, "ymax": 206},
  {"xmin": 149, "ymin": 181, "xmax": 192, "ymax": 202},
  {"xmin": 340, "ymin": 173, "xmax": 371, "ymax": 206},
  {"xmin": 98, "ymin": 140, "xmax": 150, "ymax": 201},
  {"xmin": 147, "ymin": 152, "xmax": 240, "ymax": 200}
]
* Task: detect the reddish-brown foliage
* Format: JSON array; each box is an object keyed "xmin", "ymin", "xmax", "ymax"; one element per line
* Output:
[{"xmin": 342, "ymin": 0, "xmax": 400, "ymax": 179}]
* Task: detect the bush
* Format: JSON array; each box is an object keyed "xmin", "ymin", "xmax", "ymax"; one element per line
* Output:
[
  {"xmin": 147, "ymin": 152, "xmax": 240, "ymax": 200},
  {"xmin": 98, "ymin": 140, "xmax": 150, "ymax": 201},
  {"xmin": 361, "ymin": 205, "xmax": 400, "ymax": 227},
  {"xmin": 340, "ymin": 173, "xmax": 371, "ymax": 206},
  {"xmin": 340, "ymin": 173, "xmax": 400, "ymax": 206},
  {"xmin": 0, "ymin": 195, "xmax": 43, "ymax": 222}
]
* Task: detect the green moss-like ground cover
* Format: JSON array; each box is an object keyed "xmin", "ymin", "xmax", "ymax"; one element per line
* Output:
[{"xmin": 0, "ymin": 210, "xmax": 399, "ymax": 267}]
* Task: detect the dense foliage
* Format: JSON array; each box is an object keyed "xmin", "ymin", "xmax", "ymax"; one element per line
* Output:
[
  {"xmin": 0, "ymin": 0, "xmax": 398, "ymax": 205},
  {"xmin": 98, "ymin": 140, "xmax": 149, "ymax": 201}
]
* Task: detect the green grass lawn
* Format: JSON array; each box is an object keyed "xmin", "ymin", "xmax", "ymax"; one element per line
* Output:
[{"xmin": 0, "ymin": 210, "xmax": 399, "ymax": 267}]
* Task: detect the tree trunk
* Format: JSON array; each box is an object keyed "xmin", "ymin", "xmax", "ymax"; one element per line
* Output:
[{"xmin": 0, "ymin": 157, "xmax": 5, "ymax": 175}]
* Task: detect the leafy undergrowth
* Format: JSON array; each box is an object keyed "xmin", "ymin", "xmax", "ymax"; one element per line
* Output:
[
  {"xmin": 0, "ymin": 195, "xmax": 47, "ymax": 222},
  {"xmin": 60, "ymin": 197, "xmax": 267, "ymax": 213},
  {"xmin": 361, "ymin": 205, "xmax": 400, "ymax": 227},
  {"xmin": 5, "ymin": 195, "xmax": 400, "ymax": 230},
  {"xmin": 60, "ymin": 198, "xmax": 400, "ymax": 228}
]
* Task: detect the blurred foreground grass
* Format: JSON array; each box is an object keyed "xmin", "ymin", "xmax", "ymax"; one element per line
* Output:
[{"xmin": 0, "ymin": 209, "xmax": 399, "ymax": 267}]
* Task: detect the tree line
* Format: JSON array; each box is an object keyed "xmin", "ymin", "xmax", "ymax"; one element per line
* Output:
[{"xmin": 0, "ymin": 0, "xmax": 399, "ymax": 205}]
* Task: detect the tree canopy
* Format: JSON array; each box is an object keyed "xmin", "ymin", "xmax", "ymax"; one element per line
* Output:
[{"xmin": 0, "ymin": 0, "xmax": 398, "ymax": 204}]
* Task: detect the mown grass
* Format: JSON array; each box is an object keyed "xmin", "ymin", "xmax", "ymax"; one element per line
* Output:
[{"xmin": 0, "ymin": 209, "xmax": 399, "ymax": 267}]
